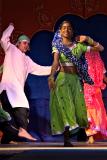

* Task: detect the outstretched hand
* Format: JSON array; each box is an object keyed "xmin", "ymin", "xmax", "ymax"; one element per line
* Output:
[{"xmin": 75, "ymin": 35, "xmax": 87, "ymax": 43}]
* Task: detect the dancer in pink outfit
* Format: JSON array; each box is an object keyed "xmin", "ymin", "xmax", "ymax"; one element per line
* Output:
[{"xmin": 84, "ymin": 51, "xmax": 107, "ymax": 143}]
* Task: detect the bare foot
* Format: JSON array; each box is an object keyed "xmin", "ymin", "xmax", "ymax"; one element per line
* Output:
[
  {"xmin": 87, "ymin": 136, "xmax": 94, "ymax": 144},
  {"xmin": 9, "ymin": 141, "xmax": 18, "ymax": 144},
  {"xmin": 18, "ymin": 128, "xmax": 37, "ymax": 141}
]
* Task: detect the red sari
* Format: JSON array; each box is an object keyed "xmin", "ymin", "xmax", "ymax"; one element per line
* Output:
[{"xmin": 84, "ymin": 51, "xmax": 107, "ymax": 138}]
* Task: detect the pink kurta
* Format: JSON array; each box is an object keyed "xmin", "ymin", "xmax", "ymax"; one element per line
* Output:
[
  {"xmin": 0, "ymin": 24, "xmax": 51, "ymax": 108},
  {"xmin": 84, "ymin": 51, "xmax": 107, "ymax": 138}
]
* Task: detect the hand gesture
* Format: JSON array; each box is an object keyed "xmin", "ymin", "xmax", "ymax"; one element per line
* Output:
[
  {"xmin": 48, "ymin": 76, "xmax": 56, "ymax": 90},
  {"xmin": 75, "ymin": 35, "xmax": 87, "ymax": 43}
]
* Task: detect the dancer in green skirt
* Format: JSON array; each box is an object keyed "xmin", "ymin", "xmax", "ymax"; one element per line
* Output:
[{"xmin": 48, "ymin": 20, "xmax": 104, "ymax": 146}]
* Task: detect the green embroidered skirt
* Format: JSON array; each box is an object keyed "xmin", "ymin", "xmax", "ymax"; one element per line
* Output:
[{"xmin": 50, "ymin": 72, "xmax": 88, "ymax": 135}]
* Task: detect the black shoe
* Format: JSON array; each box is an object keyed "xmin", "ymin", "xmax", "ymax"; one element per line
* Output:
[{"xmin": 64, "ymin": 126, "xmax": 73, "ymax": 147}]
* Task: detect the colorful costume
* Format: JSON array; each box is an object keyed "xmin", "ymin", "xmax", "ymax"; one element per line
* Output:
[
  {"xmin": 84, "ymin": 51, "xmax": 107, "ymax": 137},
  {"xmin": 52, "ymin": 30, "xmax": 94, "ymax": 85},
  {"xmin": 50, "ymin": 30, "xmax": 90, "ymax": 135}
]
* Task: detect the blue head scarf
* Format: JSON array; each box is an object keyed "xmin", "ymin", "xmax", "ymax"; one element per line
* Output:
[{"xmin": 52, "ymin": 29, "xmax": 94, "ymax": 85}]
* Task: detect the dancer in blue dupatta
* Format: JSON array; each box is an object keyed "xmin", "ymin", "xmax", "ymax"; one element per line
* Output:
[{"xmin": 48, "ymin": 20, "xmax": 104, "ymax": 146}]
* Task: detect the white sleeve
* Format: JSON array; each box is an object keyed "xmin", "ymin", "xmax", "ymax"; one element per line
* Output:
[
  {"xmin": 0, "ymin": 24, "xmax": 14, "ymax": 52},
  {"xmin": 26, "ymin": 56, "xmax": 51, "ymax": 76}
]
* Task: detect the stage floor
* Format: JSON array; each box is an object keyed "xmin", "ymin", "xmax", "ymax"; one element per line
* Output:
[{"xmin": 0, "ymin": 142, "xmax": 107, "ymax": 160}]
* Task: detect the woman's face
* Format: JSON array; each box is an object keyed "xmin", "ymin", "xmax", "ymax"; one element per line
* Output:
[{"xmin": 60, "ymin": 22, "xmax": 73, "ymax": 39}]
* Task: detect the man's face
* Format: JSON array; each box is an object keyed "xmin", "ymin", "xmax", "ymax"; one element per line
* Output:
[{"xmin": 17, "ymin": 41, "xmax": 29, "ymax": 53}]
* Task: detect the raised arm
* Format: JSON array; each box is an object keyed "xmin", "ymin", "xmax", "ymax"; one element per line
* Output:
[
  {"xmin": 76, "ymin": 35, "xmax": 104, "ymax": 52},
  {"xmin": 0, "ymin": 23, "xmax": 14, "ymax": 52}
]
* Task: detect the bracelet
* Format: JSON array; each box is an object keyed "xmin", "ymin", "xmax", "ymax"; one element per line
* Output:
[{"xmin": 88, "ymin": 37, "xmax": 94, "ymax": 45}]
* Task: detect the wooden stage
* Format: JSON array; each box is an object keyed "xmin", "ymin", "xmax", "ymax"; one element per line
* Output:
[{"xmin": 0, "ymin": 141, "xmax": 107, "ymax": 160}]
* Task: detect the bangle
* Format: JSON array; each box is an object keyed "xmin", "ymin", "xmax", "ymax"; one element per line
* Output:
[{"xmin": 88, "ymin": 37, "xmax": 94, "ymax": 45}]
